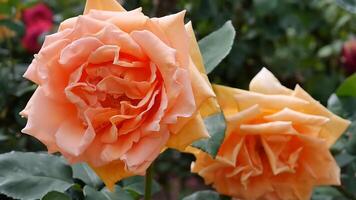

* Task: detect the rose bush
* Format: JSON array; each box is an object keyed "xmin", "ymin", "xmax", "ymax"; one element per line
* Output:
[
  {"xmin": 191, "ymin": 68, "xmax": 350, "ymax": 200},
  {"xmin": 20, "ymin": 0, "xmax": 218, "ymax": 189}
]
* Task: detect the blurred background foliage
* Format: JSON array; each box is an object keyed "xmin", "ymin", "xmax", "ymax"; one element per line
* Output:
[{"xmin": 0, "ymin": 0, "xmax": 356, "ymax": 199}]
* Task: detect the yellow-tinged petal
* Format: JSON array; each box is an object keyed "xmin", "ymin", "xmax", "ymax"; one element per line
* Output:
[
  {"xmin": 225, "ymin": 104, "xmax": 261, "ymax": 136},
  {"xmin": 158, "ymin": 11, "xmax": 189, "ymax": 68},
  {"xmin": 213, "ymin": 84, "xmax": 240, "ymax": 116},
  {"xmin": 91, "ymin": 160, "xmax": 133, "ymax": 191},
  {"xmin": 188, "ymin": 58, "xmax": 220, "ymax": 117},
  {"xmin": 84, "ymin": 0, "xmax": 126, "ymax": 15},
  {"xmin": 240, "ymin": 121, "xmax": 299, "ymax": 135},
  {"xmin": 166, "ymin": 113, "xmax": 209, "ymax": 151},
  {"xmin": 249, "ymin": 67, "xmax": 292, "ymax": 95},
  {"xmin": 264, "ymin": 108, "xmax": 330, "ymax": 125},
  {"xmin": 185, "ymin": 22, "xmax": 206, "ymax": 73},
  {"xmin": 235, "ymin": 91, "xmax": 309, "ymax": 112},
  {"xmin": 293, "ymin": 85, "xmax": 351, "ymax": 147},
  {"xmin": 185, "ymin": 22, "xmax": 221, "ymax": 117}
]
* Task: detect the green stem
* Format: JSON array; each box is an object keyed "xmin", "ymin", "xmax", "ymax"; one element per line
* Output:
[{"xmin": 144, "ymin": 165, "xmax": 153, "ymax": 200}]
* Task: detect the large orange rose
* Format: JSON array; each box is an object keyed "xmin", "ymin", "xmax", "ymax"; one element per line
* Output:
[
  {"xmin": 21, "ymin": 0, "xmax": 219, "ymax": 189},
  {"xmin": 191, "ymin": 68, "xmax": 350, "ymax": 200}
]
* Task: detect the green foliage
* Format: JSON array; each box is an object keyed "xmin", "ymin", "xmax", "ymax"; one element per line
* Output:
[
  {"xmin": 312, "ymin": 186, "xmax": 347, "ymax": 200},
  {"xmin": 182, "ymin": 190, "xmax": 226, "ymax": 200},
  {"xmin": 199, "ymin": 20, "xmax": 236, "ymax": 74},
  {"xmin": 192, "ymin": 113, "xmax": 226, "ymax": 158},
  {"xmin": 326, "ymin": 73, "xmax": 356, "ymax": 199},
  {"xmin": 0, "ymin": 152, "xmax": 73, "ymax": 200},
  {"xmin": 336, "ymin": 0, "xmax": 356, "ymax": 13},
  {"xmin": 42, "ymin": 191, "xmax": 71, "ymax": 200},
  {"xmin": 121, "ymin": 176, "xmax": 161, "ymax": 197},
  {"xmin": 0, "ymin": 0, "xmax": 355, "ymax": 199},
  {"xmin": 84, "ymin": 186, "xmax": 134, "ymax": 200},
  {"xmin": 337, "ymin": 73, "xmax": 356, "ymax": 97},
  {"xmin": 72, "ymin": 163, "xmax": 103, "ymax": 189}
]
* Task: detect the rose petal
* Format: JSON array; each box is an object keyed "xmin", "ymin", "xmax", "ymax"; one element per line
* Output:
[
  {"xmin": 166, "ymin": 113, "xmax": 209, "ymax": 151},
  {"xmin": 157, "ymin": 11, "xmax": 189, "ymax": 68},
  {"xmin": 20, "ymin": 87, "xmax": 75, "ymax": 153},
  {"xmin": 84, "ymin": 0, "xmax": 126, "ymax": 15},
  {"xmin": 235, "ymin": 90, "xmax": 309, "ymax": 111},
  {"xmin": 122, "ymin": 128, "xmax": 169, "ymax": 173},
  {"xmin": 240, "ymin": 121, "xmax": 299, "ymax": 135},
  {"xmin": 55, "ymin": 115, "xmax": 95, "ymax": 156},
  {"xmin": 264, "ymin": 108, "xmax": 330, "ymax": 125},
  {"xmin": 91, "ymin": 160, "xmax": 133, "ymax": 191},
  {"xmin": 185, "ymin": 22, "xmax": 206, "ymax": 73},
  {"xmin": 293, "ymin": 85, "xmax": 351, "ymax": 146},
  {"xmin": 59, "ymin": 37, "xmax": 104, "ymax": 69},
  {"xmin": 249, "ymin": 67, "xmax": 292, "ymax": 95}
]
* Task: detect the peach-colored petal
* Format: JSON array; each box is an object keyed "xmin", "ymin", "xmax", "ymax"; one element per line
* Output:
[
  {"xmin": 249, "ymin": 67, "xmax": 292, "ymax": 95},
  {"xmin": 20, "ymin": 87, "xmax": 75, "ymax": 153},
  {"xmin": 185, "ymin": 22, "xmax": 206, "ymax": 73},
  {"xmin": 91, "ymin": 160, "xmax": 133, "ymax": 191},
  {"xmin": 166, "ymin": 113, "xmax": 209, "ymax": 151},
  {"xmin": 100, "ymin": 130, "xmax": 141, "ymax": 162},
  {"xmin": 55, "ymin": 116, "xmax": 95, "ymax": 156},
  {"xmin": 188, "ymin": 58, "xmax": 216, "ymax": 111},
  {"xmin": 84, "ymin": 0, "xmax": 126, "ymax": 15},
  {"xmin": 96, "ymin": 75, "xmax": 151, "ymax": 99},
  {"xmin": 213, "ymin": 84, "xmax": 241, "ymax": 116},
  {"xmin": 122, "ymin": 128, "xmax": 169, "ymax": 173},
  {"xmin": 132, "ymin": 30, "xmax": 196, "ymax": 123},
  {"xmin": 226, "ymin": 104, "xmax": 261, "ymax": 136},
  {"xmin": 217, "ymin": 134, "xmax": 244, "ymax": 166},
  {"xmin": 93, "ymin": 25, "xmax": 146, "ymax": 60},
  {"xmin": 264, "ymin": 108, "xmax": 330, "ymax": 125},
  {"xmin": 89, "ymin": 9, "xmax": 148, "ymax": 33},
  {"xmin": 59, "ymin": 37, "xmax": 104, "ymax": 69},
  {"xmin": 156, "ymin": 11, "xmax": 189, "ymax": 68},
  {"xmin": 240, "ymin": 121, "xmax": 299, "ymax": 135},
  {"xmin": 235, "ymin": 90, "xmax": 309, "ymax": 111},
  {"xmin": 293, "ymin": 85, "xmax": 351, "ymax": 146},
  {"xmin": 88, "ymin": 45, "xmax": 120, "ymax": 64},
  {"xmin": 24, "ymin": 39, "xmax": 71, "ymax": 98}
]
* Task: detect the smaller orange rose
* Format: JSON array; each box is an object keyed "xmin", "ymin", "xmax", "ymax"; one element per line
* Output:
[{"xmin": 191, "ymin": 68, "xmax": 350, "ymax": 200}]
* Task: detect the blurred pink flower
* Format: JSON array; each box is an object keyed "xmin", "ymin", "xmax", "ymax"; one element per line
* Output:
[
  {"xmin": 21, "ymin": 20, "xmax": 52, "ymax": 53},
  {"xmin": 22, "ymin": 3, "xmax": 53, "ymax": 26},
  {"xmin": 21, "ymin": 3, "xmax": 53, "ymax": 53},
  {"xmin": 342, "ymin": 39, "xmax": 356, "ymax": 74}
]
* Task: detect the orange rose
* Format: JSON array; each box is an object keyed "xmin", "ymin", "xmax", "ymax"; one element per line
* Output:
[
  {"xmin": 21, "ymin": 0, "xmax": 219, "ymax": 189},
  {"xmin": 191, "ymin": 68, "xmax": 350, "ymax": 200}
]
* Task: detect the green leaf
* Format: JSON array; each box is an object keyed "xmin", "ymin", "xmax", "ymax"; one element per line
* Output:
[
  {"xmin": 0, "ymin": 151, "xmax": 73, "ymax": 200},
  {"xmin": 72, "ymin": 163, "xmax": 102, "ymax": 188},
  {"xmin": 84, "ymin": 185, "xmax": 133, "ymax": 200},
  {"xmin": 346, "ymin": 122, "xmax": 356, "ymax": 155},
  {"xmin": 192, "ymin": 113, "xmax": 226, "ymax": 158},
  {"xmin": 198, "ymin": 20, "xmax": 236, "ymax": 74},
  {"xmin": 42, "ymin": 191, "xmax": 70, "ymax": 200},
  {"xmin": 327, "ymin": 94, "xmax": 356, "ymax": 119},
  {"xmin": 336, "ymin": 0, "xmax": 356, "ymax": 14},
  {"xmin": 121, "ymin": 176, "xmax": 161, "ymax": 196},
  {"xmin": 182, "ymin": 190, "xmax": 221, "ymax": 200},
  {"xmin": 312, "ymin": 186, "xmax": 346, "ymax": 200},
  {"xmin": 336, "ymin": 74, "xmax": 356, "ymax": 97},
  {"xmin": 335, "ymin": 152, "xmax": 356, "ymax": 168}
]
